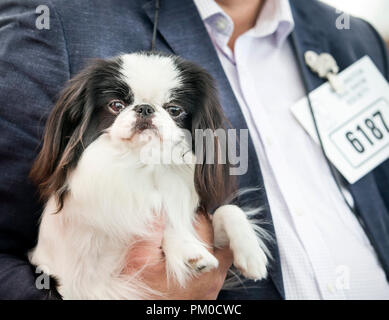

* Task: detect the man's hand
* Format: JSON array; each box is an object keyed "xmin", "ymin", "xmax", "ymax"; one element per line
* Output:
[{"xmin": 123, "ymin": 213, "xmax": 233, "ymax": 300}]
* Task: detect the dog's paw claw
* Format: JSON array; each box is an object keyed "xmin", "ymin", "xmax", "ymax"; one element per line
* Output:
[{"xmin": 186, "ymin": 249, "xmax": 219, "ymax": 273}]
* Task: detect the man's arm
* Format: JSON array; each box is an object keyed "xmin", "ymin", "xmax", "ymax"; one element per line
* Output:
[{"xmin": 0, "ymin": 0, "xmax": 69, "ymax": 299}]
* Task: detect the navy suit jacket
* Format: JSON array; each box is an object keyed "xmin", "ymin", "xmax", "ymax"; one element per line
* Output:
[{"xmin": 0, "ymin": 0, "xmax": 388, "ymax": 299}]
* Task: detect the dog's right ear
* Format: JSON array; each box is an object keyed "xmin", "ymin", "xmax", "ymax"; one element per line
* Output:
[{"xmin": 30, "ymin": 66, "xmax": 95, "ymax": 211}]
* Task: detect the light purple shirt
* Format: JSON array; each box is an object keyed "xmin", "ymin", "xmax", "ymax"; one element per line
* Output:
[{"xmin": 194, "ymin": 0, "xmax": 389, "ymax": 299}]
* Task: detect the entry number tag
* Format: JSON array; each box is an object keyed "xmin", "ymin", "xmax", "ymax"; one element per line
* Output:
[{"xmin": 291, "ymin": 56, "xmax": 389, "ymax": 184}]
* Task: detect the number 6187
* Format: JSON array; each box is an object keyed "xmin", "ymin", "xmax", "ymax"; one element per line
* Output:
[{"xmin": 345, "ymin": 111, "xmax": 389, "ymax": 154}]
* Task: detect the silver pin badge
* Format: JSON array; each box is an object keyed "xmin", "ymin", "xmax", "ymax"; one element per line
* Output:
[{"xmin": 304, "ymin": 51, "xmax": 345, "ymax": 94}]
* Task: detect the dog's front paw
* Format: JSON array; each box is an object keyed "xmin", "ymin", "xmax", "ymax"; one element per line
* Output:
[
  {"xmin": 231, "ymin": 240, "xmax": 268, "ymax": 281},
  {"xmin": 213, "ymin": 204, "xmax": 269, "ymax": 281}
]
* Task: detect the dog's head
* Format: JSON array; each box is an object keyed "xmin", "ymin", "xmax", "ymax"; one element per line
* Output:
[{"xmin": 30, "ymin": 52, "xmax": 236, "ymax": 213}]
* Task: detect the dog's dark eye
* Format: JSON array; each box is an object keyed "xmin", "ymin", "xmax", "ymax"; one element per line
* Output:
[
  {"xmin": 166, "ymin": 105, "xmax": 184, "ymax": 118},
  {"xmin": 108, "ymin": 100, "xmax": 126, "ymax": 114}
]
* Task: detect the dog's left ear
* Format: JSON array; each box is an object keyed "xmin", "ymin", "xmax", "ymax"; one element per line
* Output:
[
  {"xmin": 30, "ymin": 62, "xmax": 99, "ymax": 211},
  {"xmin": 191, "ymin": 71, "xmax": 236, "ymax": 213}
]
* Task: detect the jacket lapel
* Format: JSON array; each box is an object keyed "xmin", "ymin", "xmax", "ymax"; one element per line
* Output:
[
  {"xmin": 289, "ymin": 1, "xmax": 328, "ymax": 91},
  {"xmin": 143, "ymin": 0, "xmax": 285, "ymax": 298}
]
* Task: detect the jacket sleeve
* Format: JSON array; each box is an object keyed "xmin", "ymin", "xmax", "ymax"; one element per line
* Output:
[{"xmin": 0, "ymin": 0, "xmax": 69, "ymax": 299}]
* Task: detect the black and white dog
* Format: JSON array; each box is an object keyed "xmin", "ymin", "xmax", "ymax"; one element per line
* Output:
[{"xmin": 29, "ymin": 52, "xmax": 268, "ymax": 299}]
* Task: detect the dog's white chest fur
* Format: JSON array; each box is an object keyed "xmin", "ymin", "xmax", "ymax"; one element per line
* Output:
[{"xmin": 68, "ymin": 134, "xmax": 199, "ymax": 237}]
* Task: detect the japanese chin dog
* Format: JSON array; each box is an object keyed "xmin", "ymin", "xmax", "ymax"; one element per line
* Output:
[{"xmin": 29, "ymin": 52, "xmax": 269, "ymax": 299}]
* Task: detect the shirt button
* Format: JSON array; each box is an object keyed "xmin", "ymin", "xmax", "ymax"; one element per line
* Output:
[
  {"xmin": 215, "ymin": 16, "xmax": 228, "ymax": 32},
  {"xmin": 265, "ymin": 136, "xmax": 273, "ymax": 147},
  {"xmin": 295, "ymin": 208, "xmax": 304, "ymax": 216},
  {"xmin": 327, "ymin": 282, "xmax": 335, "ymax": 294}
]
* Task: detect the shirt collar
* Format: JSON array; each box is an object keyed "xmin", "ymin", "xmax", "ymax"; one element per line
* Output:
[{"xmin": 194, "ymin": 0, "xmax": 295, "ymax": 47}]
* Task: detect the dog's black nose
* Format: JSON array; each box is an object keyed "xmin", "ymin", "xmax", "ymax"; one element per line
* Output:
[{"xmin": 134, "ymin": 104, "xmax": 155, "ymax": 117}]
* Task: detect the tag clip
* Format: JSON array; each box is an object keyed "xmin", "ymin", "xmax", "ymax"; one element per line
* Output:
[{"xmin": 304, "ymin": 51, "xmax": 345, "ymax": 94}]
